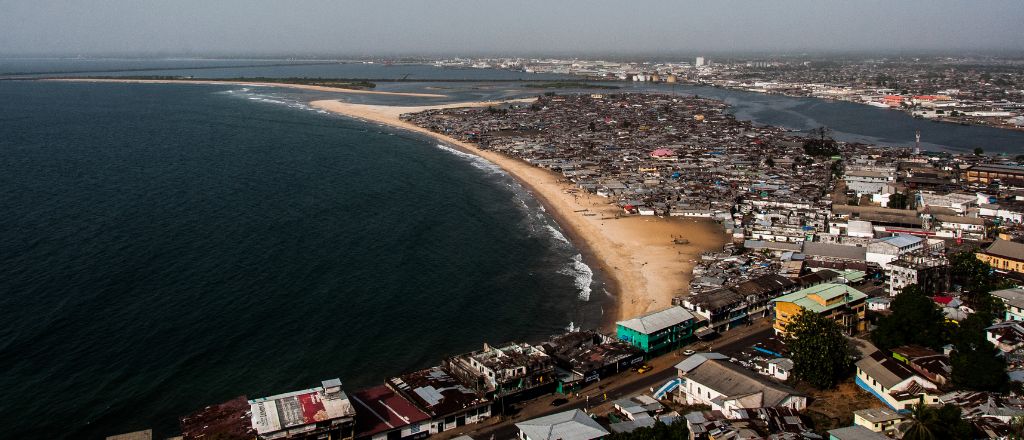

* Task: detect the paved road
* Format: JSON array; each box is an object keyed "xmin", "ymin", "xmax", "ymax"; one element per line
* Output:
[{"xmin": 436, "ymin": 322, "xmax": 774, "ymax": 440}]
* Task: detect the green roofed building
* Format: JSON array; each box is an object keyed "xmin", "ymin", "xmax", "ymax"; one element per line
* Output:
[
  {"xmin": 770, "ymin": 282, "xmax": 867, "ymax": 336},
  {"xmin": 615, "ymin": 306, "xmax": 697, "ymax": 356}
]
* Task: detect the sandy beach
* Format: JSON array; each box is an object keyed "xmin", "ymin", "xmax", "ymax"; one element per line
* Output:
[
  {"xmin": 310, "ymin": 99, "xmax": 727, "ymax": 326},
  {"xmin": 44, "ymin": 78, "xmax": 447, "ymax": 98}
]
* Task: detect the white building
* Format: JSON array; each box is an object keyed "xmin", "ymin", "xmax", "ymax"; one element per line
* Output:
[
  {"xmin": 855, "ymin": 351, "xmax": 940, "ymax": 410},
  {"xmin": 885, "ymin": 254, "xmax": 949, "ymax": 296},
  {"xmin": 853, "ymin": 407, "xmax": 906, "ymax": 435},
  {"xmin": 866, "ymin": 235, "xmax": 924, "ymax": 269},
  {"xmin": 992, "ymin": 288, "xmax": 1024, "ymax": 322},
  {"xmin": 766, "ymin": 358, "xmax": 793, "ymax": 381},
  {"xmin": 676, "ymin": 353, "xmax": 806, "ymax": 418}
]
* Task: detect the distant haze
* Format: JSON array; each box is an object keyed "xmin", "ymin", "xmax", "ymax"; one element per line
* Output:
[{"xmin": 3, "ymin": 0, "xmax": 1024, "ymax": 56}]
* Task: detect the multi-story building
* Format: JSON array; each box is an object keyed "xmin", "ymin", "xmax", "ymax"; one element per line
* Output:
[
  {"xmin": 963, "ymin": 164, "xmax": 1024, "ymax": 187},
  {"xmin": 248, "ymin": 378, "xmax": 356, "ymax": 440},
  {"xmin": 387, "ymin": 367, "xmax": 491, "ymax": 435},
  {"xmin": 615, "ymin": 306, "xmax": 697, "ymax": 356},
  {"xmin": 447, "ymin": 342, "xmax": 554, "ymax": 398},
  {"xmin": 855, "ymin": 351, "xmax": 941, "ymax": 410},
  {"xmin": 675, "ymin": 353, "xmax": 806, "ymax": 417},
  {"xmin": 885, "ymin": 254, "xmax": 950, "ymax": 296},
  {"xmin": 770, "ymin": 283, "xmax": 867, "ymax": 335},
  {"xmin": 541, "ymin": 331, "xmax": 644, "ymax": 394},
  {"xmin": 992, "ymin": 288, "xmax": 1024, "ymax": 321},
  {"xmin": 977, "ymin": 238, "xmax": 1024, "ymax": 275},
  {"xmin": 678, "ymin": 273, "xmax": 795, "ymax": 334},
  {"xmin": 866, "ymin": 234, "xmax": 924, "ymax": 269}
]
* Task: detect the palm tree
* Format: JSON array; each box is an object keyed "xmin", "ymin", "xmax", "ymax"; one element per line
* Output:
[{"xmin": 898, "ymin": 404, "xmax": 939, "ymax": 440}]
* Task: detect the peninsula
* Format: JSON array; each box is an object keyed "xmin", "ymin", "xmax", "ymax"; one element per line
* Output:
[
  {"xmin": 43, "ymin": 77, "xmax": 447, "ymax": 98},
  {"xmin": 309, "ymin": 98, "xmax": 727, "ymax": 323}
]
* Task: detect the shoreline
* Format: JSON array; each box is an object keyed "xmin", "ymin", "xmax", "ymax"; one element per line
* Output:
[
  {"xmin": 310, "ymin": 98, "xmax": 727, "ymax": 328},
  {"xmin": 40, "ymin": 78, "xmax": 447, "ymax": 98}
]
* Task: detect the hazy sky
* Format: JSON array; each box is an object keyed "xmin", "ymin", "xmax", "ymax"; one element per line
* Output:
[{"xmin": 2, "ymin": 0, "xmax": 1023, "ymax": 56}]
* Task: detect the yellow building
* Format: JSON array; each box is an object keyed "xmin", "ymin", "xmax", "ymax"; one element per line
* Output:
[
  {"xmin": 770, "ymin": 283, "xmax": 867, "ymax": 336},
  {"xmin": 977, "ymin": 238, "xmax": 1024, "ymax": 275}
]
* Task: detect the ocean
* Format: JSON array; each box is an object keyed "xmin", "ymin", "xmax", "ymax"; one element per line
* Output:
[{"xmin": 0, "ymin": 80, "xmax": 605, "ymax": 438}]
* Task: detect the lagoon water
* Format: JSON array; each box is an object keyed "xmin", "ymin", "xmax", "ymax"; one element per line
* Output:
[{"xmin": 0, "ymin": 81, "xmax": 604, "ymax": 438}]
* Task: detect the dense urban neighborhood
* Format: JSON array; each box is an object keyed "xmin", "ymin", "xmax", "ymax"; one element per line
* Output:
[
  {"xmin": 111, "ymin": 92, "xmax": 1024, "ymax": 440},
  {"xmin": 434, "ymin": 56, "xmax": 1024, "ymax": 130}
]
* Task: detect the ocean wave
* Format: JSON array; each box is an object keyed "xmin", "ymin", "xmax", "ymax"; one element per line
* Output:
[
  {"xmin": 559, "ymin": 253, "xmax": 594, "ymax": 301},
  {"xmin": 432, "ymin": 143, "xmax": 504, "ymax": 175},
  {"xmin": 545, "ymin": 225, "xmax": 571, "ymax": 246}
]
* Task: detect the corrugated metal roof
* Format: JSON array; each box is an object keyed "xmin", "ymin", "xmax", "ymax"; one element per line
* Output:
[
  {"xmin": 616, "ymin": 306, "xmax": 695, "ymax": 335},
  {"xmin": 515, "ymin": 409, "xmax": 609, "ymax": 440},
  {"xmin": 674, "ymin": 352, "xmax": 729, "ymax": 373}
]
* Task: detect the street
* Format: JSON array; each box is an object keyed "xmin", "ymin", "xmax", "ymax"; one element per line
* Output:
[{"xmin": 434, "ymin": 321, "xmax": 773, "ymax": 440}]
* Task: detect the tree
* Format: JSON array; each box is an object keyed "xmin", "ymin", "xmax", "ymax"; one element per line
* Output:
[
  {"xmin": 974, "ymin": 147, "xmax": 985, "ymax": 156},
  {"xmin": 784, "ymin": 309, "xmax": 853, "ymax": 389},
  {"xmin": 765, "ymin": 157, "xmax": 775, "ymax": 168},
  {"xmin": 898, "ymin": 404, "xmax": 973, "ymax": 440},
  {"xmin": 949, "ymin": 251, "xmax": 1013, "ymax": 315},
  {"xmin": 950, "ymin": 313, "xmax": 1009, "ymax": 392},
  {"xmin": 872, "ymin": 285, "xmax": 950, "ymax": 351},
  {"xmin": 888, "ymin": 192, "xmax": 909, "ymax": 209},
  {"xmin": 605, "ymin": 420, "xmax": 688, "ymax": 440}
]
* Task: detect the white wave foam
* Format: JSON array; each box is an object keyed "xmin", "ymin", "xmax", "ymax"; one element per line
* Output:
[
  {"xmin": 433, "ymin": 144, "xmax": 504, "ymax": 175},
  {"xmin": 545, "ymin": 225, "xmax": 571, "ymax": 246},
  {"xmin": 559, "ymin": 253, "xmax": 594, "ymax": 301}
]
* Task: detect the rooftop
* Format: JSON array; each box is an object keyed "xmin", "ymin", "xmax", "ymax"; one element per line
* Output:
[
  {"xmin": 855, "ymin": 351, "xmax": 931, "ymax": 390},
  {"xmin": 249, "ymin": 379, "xmax": 355, "ymax": 436},
  {"xmin": 616, "ymin": 306, "xmax": 695, "ymax": 335},
  {"xmin": 771, "ymin": 283, "xmax": 867, "ymax": 314},
  {"xmin": 350, "ymin": 385, "xmax": 430, "ymax": 438},
  {"xmin": 853, "ymin": 406, "xmax": 905, "ymax": 424},
  {"xmin": 984, "ymin": 239, "xmax": 1024, "ymax": 261},
  {"xmin": 388, "ymin": 366, "xmax": 488, "ymax": 417},
  {"xmin": 676, "ymin": 353, "xmax": 803, "ymax": 408},
  {"xmin": 515, "ymin": 409, "xmax": 610, "ymax": 440},
  {"xmin": 179, "ymin": 396, "xmax": 254, "ymax": 440}
]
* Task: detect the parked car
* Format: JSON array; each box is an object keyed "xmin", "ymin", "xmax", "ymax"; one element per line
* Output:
[
  {"xmin": 636, "ymin": 365, "xmax": 653, "ymax": 374},
  {"xmin": 550, "ymin": 398, "xmax": 569, "ymax": 406},
  {"xmin": 683, "ymin": 349, "xmax": 695, "ymax": 356}
]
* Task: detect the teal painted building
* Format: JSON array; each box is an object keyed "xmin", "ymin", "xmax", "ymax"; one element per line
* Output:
[{"xmin": 616, "ymin": 306, "xmax": 697, "ymax": 356}]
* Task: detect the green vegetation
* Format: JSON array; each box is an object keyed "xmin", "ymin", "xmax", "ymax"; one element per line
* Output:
[
  {"xmin": 530, "ymin": 81, "xmax": 619, "ymax": 89},
  {"xmin": 869, "ymin": 279, "xmax": 1008, "ymax": 392},
  {"xmin": 951, "ymin": 313, "xmax": 1009, "ymax": 392},
  {"xmin": 784, "ymin": 309, "xmax": 853, "ymax": 389},
  {"xmin": 605, "ymin": 420, "xmax": 688, "ymax": 440},
  {"xmin": 872, "ymin": 285, "xmax": 950, "ymax": 351},
  {"xmin": 888, "ymin": 192, "xmax": 909, "ymax": 209},
  {"xmin": 974, "ymin": 147, "xmax": 985, "ymax": 156},
  {"xmin": 950, "ymin": 251, "xmax": 1013, "ymax": 315},
  {"xmin": 804, "ymin": 139, "xmax": 840, "ymax": 157},
  {"xmin": 900, "ymin": 404, "xmax": 973, "ymax": 440}
]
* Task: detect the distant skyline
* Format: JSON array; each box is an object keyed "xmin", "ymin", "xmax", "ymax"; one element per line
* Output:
[{"xmin": 3, "ymin": 0, "xmax": 1024, "ymax": 57}]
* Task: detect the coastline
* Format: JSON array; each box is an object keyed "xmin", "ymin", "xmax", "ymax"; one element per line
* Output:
[
  {"xmin": 41, "ymin": 78, "xmax": 447, "ymax": 98},
  {"xmin": 310, "ymin": 98, "xmax": 727, "ymax": 328}
]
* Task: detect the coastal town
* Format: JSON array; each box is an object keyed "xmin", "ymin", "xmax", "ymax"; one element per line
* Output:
[
  {"xmin": 432, "ymin": 56, "xmax": 1024, "ymax": 130},
  {"xmin": 107, "ymin": 91, "xmax": 1024, "ymax": 440}
]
